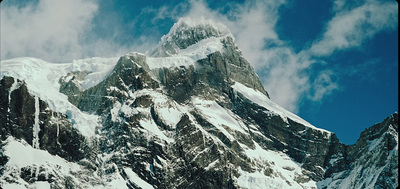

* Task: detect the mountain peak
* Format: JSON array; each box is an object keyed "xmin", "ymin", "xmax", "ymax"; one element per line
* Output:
[
  {"xmin": 150, "ymin": 17, "xmax": 233, "ymax": 57},
  {"xmin": 0, "ymin": 17, "xmax": 397, "ymax": 189}
]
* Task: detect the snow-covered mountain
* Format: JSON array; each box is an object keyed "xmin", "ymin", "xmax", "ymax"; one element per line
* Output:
[{"xmin": 0, "ymin": 17, "xmax": 398, "ymax": 189}]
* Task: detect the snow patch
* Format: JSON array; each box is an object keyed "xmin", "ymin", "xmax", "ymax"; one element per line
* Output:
[
  {"xmin": 124, "ymin": 168, "xmax": 154, "ymax": 189},
  {"xmin": 193, "ymin": 98, "xmax": 247, "ymax": 134},
  {"xmin": 107, "ymin": 173, "xmax": 130, "ymax": 189},
  {"xmin": 139, "ymin": 120, "xmax": 172, "ymax": 143},
  {"xmin": 28, "ymin": 181, "xmax": 51, "ymax": 189},
  {"xmin": 3, "ymin": 137, "xmax": 80, "ymax": 172},
  {"xmin": 153, "ymin": 99, "xmax": 183, "ymax": 128}
]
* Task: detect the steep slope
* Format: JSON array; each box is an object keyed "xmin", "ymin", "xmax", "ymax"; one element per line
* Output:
[{"xmin": 0, "ymin": 17, "xmax": 397, "ymax": 189}]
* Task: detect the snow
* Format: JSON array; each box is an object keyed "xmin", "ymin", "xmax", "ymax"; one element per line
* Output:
[
  {"xmin": 132, "ymin": 88, "xmax": 185, "ymax": 130},
  {"xmin": 147, "ymin": 35, "xmax": 225, "ymax": 69},
  {"xmin": 237, "ymin": 142, "xmax": 317, "ymax": 189},
  {"xmin": 368, "ymin": 134, "xmax": 384, "ymax": 151},
  {"xmin": 2, "ymin": 183, "xmax": 27, "ymax": 189},
  {"xmin": 110, "ymin": 101, "xmax": 123, "ymax": 122},
  {"xmin": 0, "ymin": 57, "xmax": 118, "ymax": 137},
  {"xmin": 3, "ymin": 137, "xmax": 79, "ymax": 171},
  {"xmin": 124, "ymin": 168, "xmax": 154, "ymax": 189},
  {"xmin": 147, "ymin": 56, "xmax": 194, "ymax": 69},
  {"xmin": 139, "ymin": 120, "xmax": 172, "ymax": 143},
  {"xmin": 237, "ymin": 167, "xmax": 290, "ymax": 189},
  {"xmin": 148, "ymin": 17, "xmax": 231, "ymax": 68},
  {"xmin": 152, "ymin": 96, "xmax": 183, "ymax": 128},
  {"xmin": 232, "ymin": 82, "xmax": 331, "ymax": 134},
  {"xmin": 1, "ymin": 136, "xmax": 83, "ymax": 189},
  {"xmin": 192, "ymin": 97, "xmax": 247, "ymax": 135},
  {"xmin": 205, "ymin": 159, "xmax": 219, "ymax": 170},
  {"xmin": 107, "ymin": 173, "xmax": 129, "ymax": 189},
  {"xmin": 28, "ymin": 181, "xmax": 51, "ymax": 189},
  {"xmin": 68, "ymin": 57, "xmax": 119, "ymax": 89}
]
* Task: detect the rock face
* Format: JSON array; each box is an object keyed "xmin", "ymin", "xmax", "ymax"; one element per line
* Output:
[{"xmin": 0, "ymin": 18, "xmax": 398, "ymax": 189}]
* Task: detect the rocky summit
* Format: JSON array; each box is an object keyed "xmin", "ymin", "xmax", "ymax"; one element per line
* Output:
[{"xmin": 0, "ymin": 18, "xmax": 398, "ymax": 189}]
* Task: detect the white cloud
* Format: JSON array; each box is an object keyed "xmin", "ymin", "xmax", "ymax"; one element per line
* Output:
[
  {"xmin": 308, "ymin": 70, "xmax": 339, "ymax": 102},
  {"xmin": 310, "ymin": 0, "xmax": 398, "ymax": 56},
  {"xmin": 0, "ymin": 0, "xmax": 146, "ymax": 62},
  {"xmin": 256, "ymin": 48, "xmax": 312, "ymax": 112},
  {"xmin": 1, "ymin": 0, "xmax": 98, "ymax": 62}
]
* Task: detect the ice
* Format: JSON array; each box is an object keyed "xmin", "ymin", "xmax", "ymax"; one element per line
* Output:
[
  {"xmin": 0, "ymin": 57, "xmax": 113, "ymax": 137},
  {"xmin": 8, "ymin": 77, "xmax": 20, "ymax": 103},
  {"xmin": 32, "ymin": 96, "xmax": 40, "ymax": 149}
]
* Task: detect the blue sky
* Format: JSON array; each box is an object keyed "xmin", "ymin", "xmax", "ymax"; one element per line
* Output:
[{"xmin": 1, "ymin": 0, "xmax": 398, "ymax": 144}]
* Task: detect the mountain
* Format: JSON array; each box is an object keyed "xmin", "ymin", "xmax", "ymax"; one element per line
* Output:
[{"xmin": 0, "ymin": 17, "xmax": 398, "ymax": 189}]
